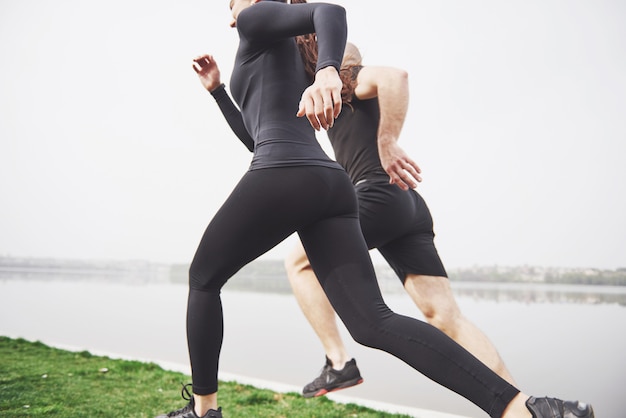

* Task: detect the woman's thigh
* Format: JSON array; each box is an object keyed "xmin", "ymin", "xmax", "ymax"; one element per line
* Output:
[{"xmin": 190, "ymin": 166, "xmax": 356, "ymax": 290}]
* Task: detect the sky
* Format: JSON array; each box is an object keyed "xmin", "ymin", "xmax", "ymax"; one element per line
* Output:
[{"xmin": 1, "ymin": 0, "xmax": 625, "ymax": 270}]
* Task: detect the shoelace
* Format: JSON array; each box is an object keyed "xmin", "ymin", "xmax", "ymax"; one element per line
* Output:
[
  {"xmin": 166, "ymin": 383, "xmax": 194, "ymax": 417},
  {"xmin": 180, "ymin": 383, "xmax": 193, "ymax": 402},
  {"xmin": 311, "ymin": 364, "xmax": 333, "ymax": 385}
]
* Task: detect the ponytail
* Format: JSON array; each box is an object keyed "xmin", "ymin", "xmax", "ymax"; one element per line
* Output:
[
  {"xmin": 291, "ymin": 0, "xmax": 318, "ymax": 83},
  {"xmin": 291, "ymin": 0, "xmax": 355, "ymax": 105}
]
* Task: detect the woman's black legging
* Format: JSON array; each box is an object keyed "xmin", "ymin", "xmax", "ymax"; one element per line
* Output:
[{"xmin": 187, "ymin": 165, "xmax": 519, "ymax": 418}]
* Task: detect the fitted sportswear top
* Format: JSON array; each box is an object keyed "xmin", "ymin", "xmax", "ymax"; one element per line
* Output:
[
  {"xmin": 328, "ymin": 66, "xmax": 388, "ymax": 184},
  {"xmin": 213, "ymin": 62, "xmax": 389, "ymax": 185},
  {"xmin": 218, "ymin": 1, "xmax": 347, "ymax": 171}
]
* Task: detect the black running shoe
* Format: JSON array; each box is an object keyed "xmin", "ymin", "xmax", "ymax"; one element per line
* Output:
[
  {"xmin": 155, "ymin": 384, "xmax": 222, "ymax": 418},
  {"xmin": 526, "ymin": 396, "xmax": 595, "ymax": 418},
  {"xmin": 302, "ymin": 356, "xmax": 364, "ymax": 398}
]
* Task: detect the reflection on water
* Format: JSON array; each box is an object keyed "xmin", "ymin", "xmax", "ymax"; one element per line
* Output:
[
  {"xmin": 1, "ymin": 261, "xmax": 625, "ymax": 307},
  {"xmin": 3, "ymin": 256, "xmax": 625, "ymax": 307},
  {"xmin": 450, "ymin": 282, "xmax": 626, "ymax": 306},
  {"xmin": 0, "ymin": 261, "xmax": 170, "ymax": 284}
]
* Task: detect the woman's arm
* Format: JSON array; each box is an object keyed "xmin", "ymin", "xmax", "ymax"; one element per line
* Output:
[
  {"xmin": 239, "ymin": 2, "xmax": 347, "ymax": 130},
  {"xmin": 238, "ymin": 2, "xmax": 346, "ymax": 72},
  {"xmin": 210, "ymin": 85, "xmax": 255, "ymax": 152},
  {"xmin": 193, "ymin": 54, "xmax": 254, "ymax": 152}
]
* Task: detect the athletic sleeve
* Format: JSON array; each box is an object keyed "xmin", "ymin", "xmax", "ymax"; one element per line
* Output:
[
  {"xmin": 210, "ymin": 84, "xmax": 255, "ymax": 152},
  {"xmin": 311, "ymin": 4, "xmax": 347, "ymax": 73},
  {"xmin": 237, "ymin": 2, "xmax": 347, "ymax": 72}
]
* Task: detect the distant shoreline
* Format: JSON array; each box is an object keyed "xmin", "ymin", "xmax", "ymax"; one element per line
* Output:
[{"xmin": 2, "ymin": 255, "xmax": 624, "ymax": 287}]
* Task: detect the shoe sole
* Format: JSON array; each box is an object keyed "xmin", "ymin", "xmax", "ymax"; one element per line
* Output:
[
  {"xmin": 303, "ymin": 377, "xmax": 364, "ymax": 398},
  {"xmin": 571, "ymin": 404, "xmax": 595, "ymax": 418}
]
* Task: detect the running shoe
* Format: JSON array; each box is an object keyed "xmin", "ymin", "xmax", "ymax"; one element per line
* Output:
[
  {"xmin": 302, "ymin": 356, "xmax": 364, "ymax": 398},
  {"xmin": 526, "ymin": 396, "xmax": 595, "ymax": 418},
  {"xmin": 155, "ymin": 384, "xmax": 222, "ymax": 418}
]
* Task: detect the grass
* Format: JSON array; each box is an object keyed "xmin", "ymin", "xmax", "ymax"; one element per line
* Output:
[{"xmin": 0, "ymin": 336, "xmax": 412, "ymax": 417}]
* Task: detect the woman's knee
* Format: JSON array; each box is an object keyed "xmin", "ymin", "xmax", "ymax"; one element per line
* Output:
[
  {"xmin": 341, "ymin": 309, "xmax": 394, "ymax": 348},
  {"xmin": 189, "ymin": 259, "xmax": 224, "ymax": 291},
  {"xmin": 345, "ymin": 323, "xmax": 379, "ymax": 347}
]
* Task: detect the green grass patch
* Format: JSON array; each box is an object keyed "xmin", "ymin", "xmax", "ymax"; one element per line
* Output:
[{"xmin": 0, "ymin": 336, "xmax": 411, "ymax": 417}]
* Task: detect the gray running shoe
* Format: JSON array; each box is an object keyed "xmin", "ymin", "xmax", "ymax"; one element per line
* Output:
[
  {"xmin": 526, "ymin": 396, "xmax": 595, "ymax": 418},
  {"xmin": 155, "ymin": 384, "xmax": 222, "ymax": 418},
  {"xmin": 302, "ymin": 356, "xmax": 363, "ymax": 398}
]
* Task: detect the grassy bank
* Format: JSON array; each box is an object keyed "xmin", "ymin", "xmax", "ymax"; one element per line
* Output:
[{"xmin": 0, "ymin": 337, "xmax": 411, "ymax": 417}]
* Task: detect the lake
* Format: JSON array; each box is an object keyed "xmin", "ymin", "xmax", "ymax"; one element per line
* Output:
[{"xmin": 0, "ymin": 278, "xmax": 623, "ymax": 417}]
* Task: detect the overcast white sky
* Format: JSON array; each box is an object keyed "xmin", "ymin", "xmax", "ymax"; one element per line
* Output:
[{"xmin": 1, "ymin": 0, "xmax": 625, "ymax": 269}]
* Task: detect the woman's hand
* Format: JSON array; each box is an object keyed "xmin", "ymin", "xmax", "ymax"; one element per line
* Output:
[
  {"xmin": 297, "ymin": 66, "xmax": 343, "ymax": 131},
  {"xmin": 193, "ymin": 54, "xmax": 223, "ymax": 92}
]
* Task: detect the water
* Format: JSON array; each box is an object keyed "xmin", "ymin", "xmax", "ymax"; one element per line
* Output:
[{"xmin": 0, "ymin": 278, "xmax": 624, "ymax": 417}]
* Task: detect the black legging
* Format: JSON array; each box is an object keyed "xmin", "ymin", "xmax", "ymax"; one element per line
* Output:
[{"xmin": 187, "ymin": 165, "xmax": 518, "ymax": 418}]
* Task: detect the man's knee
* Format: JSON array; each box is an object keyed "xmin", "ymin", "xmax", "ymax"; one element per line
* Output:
[
  {"xmin": 404, "ymin": 274, "xmax": 461, "ymax": 332},
  {"xmin": 284, "ymin": 243, "xmax": 312, "ymax": 279}
]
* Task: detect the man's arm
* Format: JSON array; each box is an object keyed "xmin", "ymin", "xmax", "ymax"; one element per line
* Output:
[{"xmin": 355, "ymin": 66, "xmax": 422, "ymax": 190}]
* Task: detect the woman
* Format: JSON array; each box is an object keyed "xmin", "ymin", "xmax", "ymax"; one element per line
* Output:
[{"xmin": 157, "ymin": 1, "xmax": 594, "ymax": 417}]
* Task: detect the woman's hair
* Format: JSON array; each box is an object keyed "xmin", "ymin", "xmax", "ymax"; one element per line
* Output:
[
  {"xmin": 290, "ymin": 0, "xmax": 357, "ymax": 105},
  {"xmin": 339, "ymin": 42, "xmax": 362, "ymax": 106},
  {"xmin": 290, "ymin": 0, "xmax": 318, "ymax": 81}
]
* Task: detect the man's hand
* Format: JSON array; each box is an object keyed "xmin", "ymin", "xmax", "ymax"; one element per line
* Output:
[
  {"xmin": 379, "ymin": 140, "xmax": 422, "ymax": 191},
  {"xmin": 192, "ymin": 54, "xmax": 222, "ymax": 92},
  {"xmin": 297, "ymin": 66, "xmax": 343, "ymax": 131}
]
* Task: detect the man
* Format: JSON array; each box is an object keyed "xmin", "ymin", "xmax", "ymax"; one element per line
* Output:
[{"xmin": 283, "ymin": 42, "xmax": 517, "ymax": 398}]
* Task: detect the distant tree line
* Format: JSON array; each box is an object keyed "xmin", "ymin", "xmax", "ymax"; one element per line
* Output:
[
  {"xmin": 2, "ymin": 256, "xmax": 624, "ymax": 287},
  {"xmin": 171, "ymin": 260, "xmax": 626, "ymax": 288},
  {"xmin": 448, "ymin": 265, "xmax": 626, "ymax": 286},
  {"xmin": 543, "ymin": 269, "xmax": 626, "ymax": 286}
]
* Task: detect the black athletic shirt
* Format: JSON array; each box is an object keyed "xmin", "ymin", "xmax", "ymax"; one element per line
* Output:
[
  {"xmin": 213, "ymin": 61, "xmax": 389, "ymax": 184},
  {"xmin": 224, "ymin": 1, "xmax": 347, "ymax": 171},
  {"xmin": 328, "ymin": 66, "xmax": 388, "ymax": 184}
]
